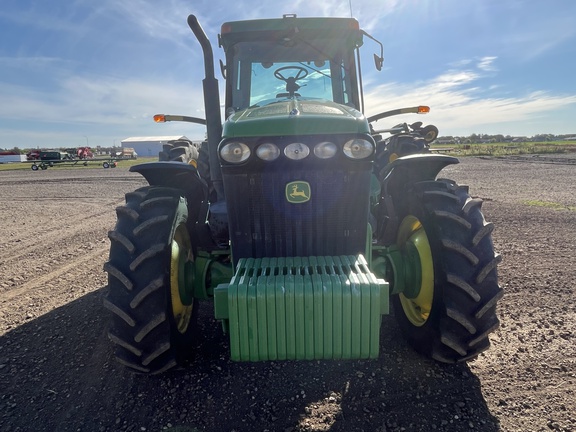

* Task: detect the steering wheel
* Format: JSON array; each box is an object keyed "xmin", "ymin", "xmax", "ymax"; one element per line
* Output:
[
  {"xmin": 273, "ymin": 66, "xmax": 309, "ymax": 82},
  {"xmin": 274, "ymin": 66, "xmax": 308, "ymax": 97}
]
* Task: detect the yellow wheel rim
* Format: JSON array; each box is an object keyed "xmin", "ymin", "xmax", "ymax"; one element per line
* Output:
[
  {"xmin": 170, "ymin": 224, "xmax": 194, "ymax": 334},
  {"xmin": 397, "ymin": 215, "xmax": 434, "ymax": 327}
]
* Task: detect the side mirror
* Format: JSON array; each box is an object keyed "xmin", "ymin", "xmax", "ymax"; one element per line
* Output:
[
  {"xmin": 374, "ymin": 54, "xmax": 384, "ymax": 71},
  {"xmin": 219, "ymin": 59, "xmax": 227, "ymax": 79},
  {"xmin": 362, "ymin": 30, "xmax": 384, "ymax": 72}
]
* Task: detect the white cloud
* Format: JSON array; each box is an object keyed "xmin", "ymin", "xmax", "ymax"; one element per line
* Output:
[
  {"xmin": 505, "ymin": 23, "xmax": 575, "ymax": 61},
  {"xmin": 0, "ymin": 73, "xmax": 208, "ymax": 148},
  {"xmin": 99, "ymin": 0, "xmax": 192, "ymax": 46},
  {"xmin": 0, "ymin": 73, "xmax": 204, "ymax": 122},
  {"xmin": 477, "ymin": 56, "xmax": 497, "ymax": 72},
  {"xmin": 364, "ymin": 70, "xmax": 576, "ymax": 136},
  {"xmin": 0, "ymin": 7, "xmax": 82, "ymax": 33},
  {"xmin": 0, "ymin": 56, "xmax": 75, "ymax": 69}
]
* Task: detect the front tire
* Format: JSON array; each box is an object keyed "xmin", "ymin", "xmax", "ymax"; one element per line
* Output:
[
  {"xmin": 103, "ymin": 186, "xmax": 198, "ymax": 374},
  {"xmin": 391, "ymin": 179, "xmax": 503, "ymax": 363}
]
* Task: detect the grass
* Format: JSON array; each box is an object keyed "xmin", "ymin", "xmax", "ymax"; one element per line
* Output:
[
  {"xmin": 431, "ymin": 140, "xmax": 576, "ymax": 157},
  {"xmin": 522, "ymin": 200, "xmax": 576, "ymax": 211}
]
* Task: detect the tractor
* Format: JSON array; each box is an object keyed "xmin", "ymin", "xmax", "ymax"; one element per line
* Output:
[{"xmin": 103, "ymin": 14, "xmax": 502, "ymax": 374}]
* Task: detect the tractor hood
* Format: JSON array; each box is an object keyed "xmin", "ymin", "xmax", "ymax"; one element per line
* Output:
[{"xmin": 223, "ymin": 98, "xmax": 370, "ymax": 138}]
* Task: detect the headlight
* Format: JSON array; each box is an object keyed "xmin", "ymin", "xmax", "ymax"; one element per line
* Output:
[
  {"xmin": 220, "ymin": 141, "xmax": 250, "ymax": 163},
  {"xmin": 256, "ymin": 142, "xmax": 280, "ymax": 161},
  {"xmin": 314, "ymin": 141, "xmax": 337, "ymax": 159},
  {"xmin": 343, "ymin": 138, "xmax": 373, "ymax": 159},
  {"xmin": 284, "ymin": 142, "xmax": 310, "ymax": 160}
]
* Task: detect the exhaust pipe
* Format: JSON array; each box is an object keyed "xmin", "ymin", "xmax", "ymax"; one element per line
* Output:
[{"xmin": 187, "ymin": 15, "xmax": 224, "ymax": 201}]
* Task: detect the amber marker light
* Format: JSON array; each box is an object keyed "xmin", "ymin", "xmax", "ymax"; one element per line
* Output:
[
  {"xmin": 417, "ymin": 106, "xmax": 430, "ymax": 114},
  {"xmin": 153, "ymin": 114, "xmax": 166, "ymax": 123}
]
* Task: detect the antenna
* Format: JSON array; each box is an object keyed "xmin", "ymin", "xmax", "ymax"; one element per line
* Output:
[{"xmin": 349, "ymin": 0, "xmax": 353, "ymax": 17}]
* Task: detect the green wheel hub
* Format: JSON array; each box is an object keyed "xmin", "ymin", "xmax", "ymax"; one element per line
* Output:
[
  {"xmin": 397, "ymin": 215, "xmax": 434, "ymax": 327},
  {"xmin": 170, "ymin": 224, "xmax": 195, "ymax": 334}
]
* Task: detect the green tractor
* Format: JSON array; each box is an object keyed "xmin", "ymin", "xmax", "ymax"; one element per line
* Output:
[{"xmin": 103, "ymin": 14, "xmax": 502, "ymax": 374}]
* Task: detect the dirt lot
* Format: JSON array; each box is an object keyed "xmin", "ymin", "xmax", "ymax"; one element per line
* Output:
[{"xmin": 0, "ymin": 155, "xmax": 575, "ymax": 432}]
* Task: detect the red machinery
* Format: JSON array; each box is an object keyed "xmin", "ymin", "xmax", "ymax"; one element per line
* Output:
[{"xmin": 76, "ymin": 147, "xmax": 94, "ymax": 159}]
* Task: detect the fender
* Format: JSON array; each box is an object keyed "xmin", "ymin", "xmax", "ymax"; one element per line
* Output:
[
  {"xmin": 130, "ymin": 162, "xmax": 208, "ymax": 202},
  {"xmin": 130, "ymin": 162, "xmax": 216, "ymax": 250},
  {"xmin": 377, "ymin": 153, "xmax": 459, "ymax": 244}
]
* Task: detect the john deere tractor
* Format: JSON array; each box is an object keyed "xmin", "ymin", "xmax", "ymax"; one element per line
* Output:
[{"xmin": 103, "ymin": 14, "xmax": 502, "ymax": 374}]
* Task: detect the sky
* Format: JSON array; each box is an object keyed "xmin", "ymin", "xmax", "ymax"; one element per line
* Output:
[{"xmin": 1, "ymin": 0, "xmax": 576, "ymax": 150}]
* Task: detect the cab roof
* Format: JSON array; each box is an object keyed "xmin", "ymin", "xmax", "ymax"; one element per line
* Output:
[{"xmin": 219, "ymin": 15, "xmax": 363, "ymax": 49}]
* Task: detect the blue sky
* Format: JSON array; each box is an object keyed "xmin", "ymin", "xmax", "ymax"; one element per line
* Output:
[{"xmin": 1, "ymin": 0, "xmax": 576, "ymax": 149}]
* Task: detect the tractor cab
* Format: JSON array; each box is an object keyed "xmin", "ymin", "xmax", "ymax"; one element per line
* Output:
[{"xmin": 219, "ymin": 15, "xmax": 368, "ymax": 113}]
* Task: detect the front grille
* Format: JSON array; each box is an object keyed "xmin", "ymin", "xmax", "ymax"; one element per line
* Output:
[{"xmin": 222, "ymin": 167, "xmax": 371, "ymax": 261}]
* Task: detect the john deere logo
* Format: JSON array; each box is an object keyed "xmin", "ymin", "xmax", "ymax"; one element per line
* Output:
[{"xmin": 286, "ymin": 181, "xmax": 311, "ymax": 203}]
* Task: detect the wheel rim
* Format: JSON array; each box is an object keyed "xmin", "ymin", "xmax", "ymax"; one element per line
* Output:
[
  {"xmin": 397, "ymin": 215, "xmax": 434, "ymax": 327},
  {"xmin": 170, "ymin": 224, "xmax": 194, "ymax": 334}
]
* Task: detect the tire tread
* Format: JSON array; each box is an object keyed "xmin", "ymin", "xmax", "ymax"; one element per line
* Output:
[
  {"xmin": 390, "ymin": 178, "xmax": 502, "ymax": 363},
  {"xmin": 103, "ymin": 186, "xmax": 197, "ymax": 374}
]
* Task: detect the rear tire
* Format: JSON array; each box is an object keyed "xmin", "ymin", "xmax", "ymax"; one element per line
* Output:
[
  {"xmin": 391, "ymin": 179, "xmax": 502, "ymax": 363},
  {"xmin": 374, "ymin": 135, "xmax": 428, "ymax": 177},
  {"xmin": 104, "ymin": 186, "xmax": 198, "ymax": 374},
  {"xmin": 158, "ymin": 140, "xmax": 199, "ymax": 164},
  {"xmin": 197, "ymin": 141, "xmax": 217, "ymax": 202}
]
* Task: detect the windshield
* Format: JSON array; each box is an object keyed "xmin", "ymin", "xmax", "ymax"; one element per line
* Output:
[
  {"xmin": 227, "ymin": 40, "xmax": 357, "ymax": 109},
  {"xmin": 250, "ymin": 61, "xmax": 334, "ymax": 104}
]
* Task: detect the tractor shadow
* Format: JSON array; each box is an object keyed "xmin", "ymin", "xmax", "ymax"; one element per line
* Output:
[{"xmin": 0, "ymin": 292, "xmax": 500, "ymax": 432}]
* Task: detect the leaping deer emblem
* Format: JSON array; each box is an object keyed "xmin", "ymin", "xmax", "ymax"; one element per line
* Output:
[
  {"xmin": 286, "ymin": 181, "xmax": 311, "ymax": 203},
  {"xmin": 289, "ymin": 184, "xmax": 309, "ymax": 199}
]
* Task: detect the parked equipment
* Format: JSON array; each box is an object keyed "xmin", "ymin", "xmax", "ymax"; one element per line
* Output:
[
  {"xmin": 76, "ymin": 147, "xmax": 94, "ymax": 159},
  {"xmin": 29, "ymin": 156, "xmax": 118, "ymax": 170},
  {"xmin": 104, "ymin": 14, "xmax": 502, "ymax": 374},
  {"xmin": 26, "ymin": 150, "xmax": 41, "ymax": 161}
]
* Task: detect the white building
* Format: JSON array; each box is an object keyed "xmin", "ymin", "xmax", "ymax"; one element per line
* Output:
[
  {"xmin": 120, "ymin": 136, "xmax": 192, "ymax": 158},
  {"xmin": 0, "ymin": 154, "xmax": 27, "ymax": 163}
]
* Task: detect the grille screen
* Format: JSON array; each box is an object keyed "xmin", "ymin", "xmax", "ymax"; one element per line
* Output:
[{"xmin": 223, "ymin": 168, "xmax": 370, "ymax": 261}]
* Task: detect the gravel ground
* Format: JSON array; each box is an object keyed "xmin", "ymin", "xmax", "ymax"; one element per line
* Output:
[{"xmin": 0, "ymin": 155, "xmax": 575, "ymax": 432}]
